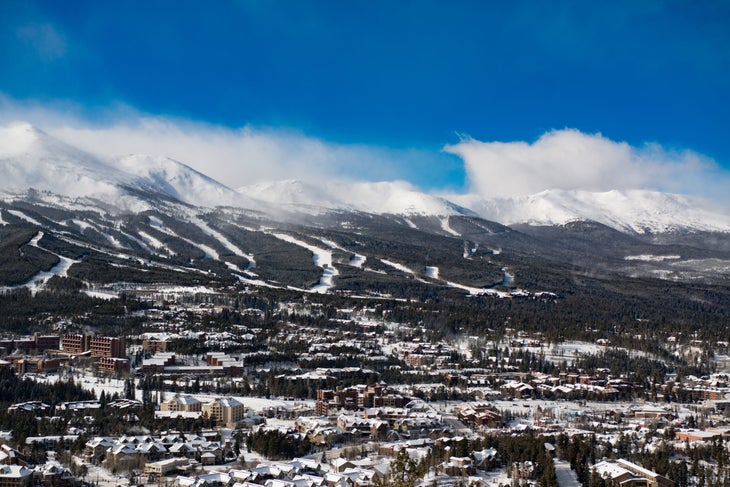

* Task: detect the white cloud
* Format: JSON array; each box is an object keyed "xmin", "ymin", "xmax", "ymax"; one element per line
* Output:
[
  {"xmin": 1, "ymin": 96, "xmax": 727, "ymax": 209},
  {"xmin": 0, "ymin": 97, "xmax": 437, "ymax": 189},
  {"xmin": 444, "ymin": 129, "xmax": 726, "ymax": 202}
]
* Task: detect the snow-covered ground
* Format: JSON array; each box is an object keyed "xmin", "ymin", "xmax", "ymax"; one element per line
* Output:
[
  {"xmin": 625, "ymin": 254, "xmax": 681, "ymax": 262},
  {"xmin": 0, "ymin": 231, "xmax": 80, "ymax": 294},
  {"xmin": 191, "ymin": 217, "xmax": 255, "ymax": 264},
  {"xmin": 380, "ymin": 259, "xmax": 414, "ymax": 274},
  {"xmin": 440, "ymin": 217, "xmax": 460, "ymax": 236},
  {"xmin": 270, "ymin": 233, "xmax": 337, "ymax": 293},
  {"xmin": 8, "ymin": 209, "xmax": 42, "ymax": 226}
]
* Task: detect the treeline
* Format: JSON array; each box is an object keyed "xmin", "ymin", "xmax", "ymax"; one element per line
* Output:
[
  {"xmin": 0, "ymin": 226, "xmax": 58, "ymax": 286},
  {"xmin": 246, "ymin": 429, "xmax": 312, "ymax": 460},
  {"xmin": 0, "ymin": 286, "xmax": 147, "ymax": 335},
  {"xmin": 0, "ymin": 367, "xmax": 95, "ymax": 444}
]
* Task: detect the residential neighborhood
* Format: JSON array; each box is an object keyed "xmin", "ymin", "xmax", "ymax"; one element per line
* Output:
[{"xmin": 0, "ymin": 293, "xmax": 728, "ymax": 487}]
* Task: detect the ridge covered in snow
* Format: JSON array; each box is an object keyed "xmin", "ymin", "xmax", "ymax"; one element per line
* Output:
[
  {"xmin": 239, "ymin": 179, "xmax": 472, "ymax": 217},
  {"xmin": 116, "ymin": 154, "xmax": 258, "ymax": 208},
  {"xmin": 450, "ymin": 189, "xmax": 730, "ymax": 234},
  {"xmin": 1, "ymin": 122, "xmax": 729, "ymax": 235},
  {"xmin": 0, "ymin": 122, "xmax": 134, "ymax": 201}
]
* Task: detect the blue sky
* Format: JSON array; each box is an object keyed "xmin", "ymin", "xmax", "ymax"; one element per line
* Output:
[{"xmin": 1, "ymin": 1, "xmax": 729, "ymax": 197}]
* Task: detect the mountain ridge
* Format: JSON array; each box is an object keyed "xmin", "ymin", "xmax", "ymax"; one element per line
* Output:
[{"xmin": 1, "ymin": 122, "xmax": 729, "ymax": 236}]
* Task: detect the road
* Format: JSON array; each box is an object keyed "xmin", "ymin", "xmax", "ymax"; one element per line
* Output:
[{"xmin": 554, "ymin": 459, "xmax": 581, "ymax": 487}]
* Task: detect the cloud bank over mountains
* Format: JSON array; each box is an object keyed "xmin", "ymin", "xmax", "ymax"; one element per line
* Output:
[
  {"xmin": 1, "ymin": 98, "xmax": 727, "ymax": 209},
  {"xmin": 445, "ymin": 129, "xmax": 725, "ymax": 201}
]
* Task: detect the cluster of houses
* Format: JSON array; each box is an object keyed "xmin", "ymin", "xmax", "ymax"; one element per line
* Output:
[
  {"xmin": 84, "ymin": 433, "xmax": 238, "ymax": 472},
  {"xmin": 0, "ymin": 444, "xmax": 76, "ymax": 487}
]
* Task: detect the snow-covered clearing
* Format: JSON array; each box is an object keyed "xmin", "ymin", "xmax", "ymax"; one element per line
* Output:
[
  {"xmin": 137, "ymin": 230, "xmax": 175, "ymax": 256},
  {"xmin": 82, "ymin": 289, "xmax": 119, "ymax": 299},
  {"xmin": 522, "ymin": 340, "xmax": 667, "ymax": 365},
  {"xmin": 444, "ymin": 280, "xmax": 509, "ymax": 297},
  {"xmin": 380, "ymin": 259, "xmax": 414, "ymax": 274},
  {"xmin": 191, "ymin": 217, "xmax": 255, "ymax": 264},
  {"xmin": 0, "ymin": 210, "xmax": 5, "ymax": 226},
  {"xmin": 54, "ymin": 233, "xmax": 209, "ymax": 278},
  {"xmin": 403, "ymin": 218, "xmax": 417, "ymax": 229},
  {"xmin": 440, "ymin": 217, "xmax": 460, "ymax": 236},
  {"xmin": 463, "ymin": 242, "xmax": 478, "ymax": 259},
  {"xmin": 310, "ymin": 266, "xmax": 338, "ymax": 293},
  {"xmin": 119, "ymin": 230, "xmax": 153, "ymax": 253},
  {"xmin": 271, "ymin": 233, "xmax": 338, "ymax": 293},
  {"xmin": 71, "ymin": 219, "xmax": 93, "ymax": 231},
  {"xmin": 315, "ymin": 237, "xmax": 367, "ymax": 268},
  {"xmin": 0, "ymin": 231, "xmax": 80, "ymax": 294},
  {"xmin": 272, "ymin": 233, "xmax": 332, "ymax": 267},
  {"xmin": 7, "ymin": 209, "xmax": 42, "ymax": 226},
  {"xmin": 625, "ymin": 254, "xmax": 681, "ymax": 262}
]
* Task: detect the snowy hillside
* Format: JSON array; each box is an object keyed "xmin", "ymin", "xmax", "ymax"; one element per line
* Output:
[
  {"xmin": 240, "ymin": 179, "xmax": 471, "ymax": 217},
  {"xmin": 116, "ymin": 154, "xmax": 257, "ymax": 208},
  {"xmin": 1, "ymin": 122, "xmax": 729, "ymax": 235},
  {"xmin": 0, "ymin": 122, "xmax": 133, "ymax": 200},
  {"xmin": 451, "ymin": 189, "xmax": 730, "ymax": 234},
  {"xmin": 238, "ymin": 179, "xmax": 345, "ymax": 211}
]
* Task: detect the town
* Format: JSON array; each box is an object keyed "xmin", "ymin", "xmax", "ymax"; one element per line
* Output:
[{"xmin": 0, "ymin": 288, "xmax": 727, "ymax": 487}]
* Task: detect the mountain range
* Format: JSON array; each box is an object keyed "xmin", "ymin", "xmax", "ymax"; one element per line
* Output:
[{"xmin": 1, "ymin": 122, "xmax": 729, "ymax": 299}]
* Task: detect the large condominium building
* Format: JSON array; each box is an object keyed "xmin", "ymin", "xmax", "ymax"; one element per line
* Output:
[
  {"xmin": 161, "ymin": 395, "xmax": 202, "ymax": 413},
  {"xmin": 62, "ymin": 334, "xmax": 126, "ymax": 359},
  {"xmin": 202, "ymin": 397, "xmax": 246, "ymax": 427}
]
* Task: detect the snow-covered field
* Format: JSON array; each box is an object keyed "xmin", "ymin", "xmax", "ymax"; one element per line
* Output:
[{"xmin": 625, "ymin": 254, "xmax": 681, "ymax": 262}]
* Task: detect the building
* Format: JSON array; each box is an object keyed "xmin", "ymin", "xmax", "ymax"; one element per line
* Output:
[
  {"xmin": 97, "ymin": 357, "xmax": 130, "ymax": 374},
  {"xmin": 161, "ymin": 395, "xmax": 202, "ymax": 413},
  {"xmin": 11, "ymin": 357, "xmax": 60, "ymax": 375},
  {"xmin": 316, "ymin": 385, "xmax": 410, "ymax": 416},
  {"xmin": 0, "ymin": 465, "xmax": 33, "ymax": 487},
  {"xmin": 593, "ymin": 459, "xmax": 674, "ymax": 487},
  {"xmin": 61, "ymin": 335, "xmax": 126, "ymax": 359},
  {"xmin": 90, "ymin": 336, "xmax": 126, "ymax": 359},
  {"xmin": 0, "ymin": 334, "xmax": 59, "ymax": 355},
  {"xmin": 61, "ymin": 334, "xmax": 89, "ymax": 355},
  {"xmin": 674, "ymin": 429, "xmax": 723, "ymax": 442},
  {"xmin": 202, "ymin": 397, "xmax": 246, "ymax": 427},
  {"xmin": 144, "ymin": 458, "xmax": 185, "ymax": 476}
]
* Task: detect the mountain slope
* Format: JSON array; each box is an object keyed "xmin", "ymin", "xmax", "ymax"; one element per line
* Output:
[
  {"xmin": 116, "ymin": 154, "xmax": 258, "ymax": 208},
  {"xmin": 240, "ymin": 179, "xmax": 473, "ymax": 217},
  {"xmin": 451, "ymin": 189, "xmax": 730, "ymax": 234},
  {"xmin": 0, "ymin": 123, "xmax": 134, "ymax": 200}
]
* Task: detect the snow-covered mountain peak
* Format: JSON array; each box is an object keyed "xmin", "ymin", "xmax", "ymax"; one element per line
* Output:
[
  {"xmin": 329, "ymin": 180, "xmax": 472, "ymax": 216},
  {"xmin": 451, "ymin": 188, "xmax": 730, "ymax": 234},
  {"xmin": 239, "ymin": 179, "xmax": 472, "ymax": 217},
  {"xmin": 238, "ymin": 179, "xmax": 344, "ymax": 209},
  {"xmin": 0, "ymin": 121, "xmax": 133, "ymax": 199},
  {"xmin": 115, "ymin": 154, "xmax": 252, "ymax": 208},
  {"xmin": 0, "ymin": 122, "xmax": 45, "ymax": 157}
]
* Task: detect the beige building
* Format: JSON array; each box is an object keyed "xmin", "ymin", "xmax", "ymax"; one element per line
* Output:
[
  {"xmin": 144, "ymin": 458, "xmax": 184, "ymax": 476},
  {"xmin": 161, "ymin": 395, "xmax": 202, "ymax": 412},
  {"xmin": 202, "ymin": 397, "xmax": 245, "ymax": 427}
]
